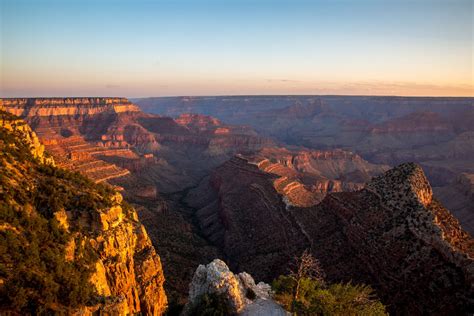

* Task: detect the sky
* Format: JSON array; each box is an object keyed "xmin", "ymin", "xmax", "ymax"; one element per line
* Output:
[{"xmin": 0, "ymin": 0, "xmax": 473, "ymax": 97}]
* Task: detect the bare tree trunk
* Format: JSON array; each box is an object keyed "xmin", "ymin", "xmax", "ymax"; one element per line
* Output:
[{"xmin": 294, "ymin": 279, "xmax": 300, "ymax": 301}]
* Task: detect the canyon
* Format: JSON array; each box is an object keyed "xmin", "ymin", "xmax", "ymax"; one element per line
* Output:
[
  {"xmin": 186, "ymin": 159, "xmax": 473, "ymax": 314},
  {"xmin": 136, "ymin": 95, "xmax": 474, "ymax": 235},
  {"xmin": 1, "ymin": 96, "xmax": 473, "ymax": 314}
]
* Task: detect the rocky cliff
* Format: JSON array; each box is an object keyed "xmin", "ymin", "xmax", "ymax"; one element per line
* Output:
[
  {"xmin": 302, "ymin": 163, "xmax": 473, "ymax": 314},
  {"xmin": 183, "ymin": 259, "xmax": 287, "ymax": 315},
  {"xmin": 0, "ymin": 109, "xmax": 55, "ymax": 166},
  {"xmin": 0, "ymin": 110, "xmax": 167, "ymax": 314},
  {"xmin": 186, "ymin": 157, "xmax": 474, "ymax": 314}
]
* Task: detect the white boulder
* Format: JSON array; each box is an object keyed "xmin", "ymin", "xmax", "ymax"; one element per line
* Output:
[{"xmin": 183, "ymin": 259, "xmax": 288, "ymax": 315}]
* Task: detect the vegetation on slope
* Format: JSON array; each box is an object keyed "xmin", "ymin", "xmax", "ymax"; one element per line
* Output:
[
  {"xmin": 272, "ymin": 276, "xmax": 387, "ymax": 316},
  {"xmin": 272, "ymin": 250, "xmax": 387, "ymax": 316},
  {"xmin": 0, "ymin": 111, "xmax": 115, "ymax": 314}
]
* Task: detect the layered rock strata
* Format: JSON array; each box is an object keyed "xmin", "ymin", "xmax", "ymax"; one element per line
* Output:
[
  {"xmin": 0, "ymin": 111, "xmax": 167, "ymax": 314},
  {"xmin": 187, "ymin": 158, "xmax": 474, "ymax": 314},
  {"xmin": 241, "ymin": 147, "xmax": 388, "ymax": 206}
]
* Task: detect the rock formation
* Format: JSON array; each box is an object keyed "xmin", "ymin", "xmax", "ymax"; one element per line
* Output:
[
  {"xmin": 183, "ymin": 259, "xmax": 288, "ymax": 315},
  {"xmin": 186, "ymin": 156, "xmax": 310, "ymax": 278},
  {"xmin": 1, "ymin": 98, "xmax": 272, "ymax": 190},
  {"xmin": 240, "ymin": 147, "xmax": 388, "ymax": 206},
  {"xmin": 2, "ymin": 97, "xmax": 140, "ymax": 118},
  {"xmin": 186, "ymin": 157, "xmax": 474, "ymax": 314},
  {"xmin": 0, "ymin": 108, "xmax": 55, "ymax": 166},
  {"xmin": 0, "ymin": 110, "xmax": 167, "ymax": 314}
]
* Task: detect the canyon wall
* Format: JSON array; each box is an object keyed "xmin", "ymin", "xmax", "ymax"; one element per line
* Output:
[
  {"xmin": 186, "ymin": 157, "xmax": 474, "ymax": 314},
  {"xmin": 2, "ymin": 97, "xmax": 140, "ymax": 117},
  {"xmin": 0, "ymin": 110, "xmax": 167, "ymax": 314}
]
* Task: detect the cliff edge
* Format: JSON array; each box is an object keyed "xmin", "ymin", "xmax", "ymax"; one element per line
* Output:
[{"xmin": 0, "ymin": 110, "xmax": 167, "ymax": 315}]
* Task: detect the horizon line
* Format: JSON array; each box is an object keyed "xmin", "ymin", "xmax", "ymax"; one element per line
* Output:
[{"xmin": 1, "ymin": 94, "xmax": 473, "ymax": 99}]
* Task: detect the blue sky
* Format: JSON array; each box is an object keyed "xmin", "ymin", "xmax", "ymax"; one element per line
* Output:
[{"xmin": 1, "ymin": 0, "xmax": 472, "ymax": 97}]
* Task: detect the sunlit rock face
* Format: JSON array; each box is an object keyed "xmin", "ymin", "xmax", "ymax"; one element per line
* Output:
[
  {"xmin": 183, "ymin": 259, "xmax": 287, "ymax": 316},
  {"xmin": 366, "ymin": 162, "xmax": 433, "ymax": 208},
  {"xmin": 174, "ymin": 113, "xmax": 222, "ymax": 131},
  {"xmin": 1, "ymin": 98, "xmax": 142, "ymax": 145},
  {"xmin": 86, "ymin": 200, "xmax": 168, "ymax": 315},
  {"xmin": 0, "ymin": 112, "xmax": 167, "ymax": 315}
]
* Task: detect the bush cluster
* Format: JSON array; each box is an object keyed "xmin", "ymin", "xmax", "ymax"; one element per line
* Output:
[
  {"xmin": 0, "ymin": 121, "xmax": 118, "ymax": 313},
  {"xmin": 272, "ymin": 275, "xmax": 387, "ymax": 316}
]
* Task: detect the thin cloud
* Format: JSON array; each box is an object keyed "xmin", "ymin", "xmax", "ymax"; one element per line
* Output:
[
  {"xmin": 266, "ymin": 79, "xmax": 304, "ymax": 83},
  {"xmin": 105, "ymin": 84, "xmax": 121, "ymax": 89}
]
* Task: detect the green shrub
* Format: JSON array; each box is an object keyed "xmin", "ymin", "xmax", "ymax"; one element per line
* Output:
[
  {"xmin": 272, "ymin": 275, "xmax": 387, "ymax": 316},
  {"xmin": 0, "ymin": 119, "xmax": 116, "ymax": 313},
  {"xmin": 0, "ymin": 204, "xmax": 97, "ymax": 313}
]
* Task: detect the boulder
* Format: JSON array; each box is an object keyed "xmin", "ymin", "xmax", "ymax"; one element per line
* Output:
[{"xmin": 183, "ymin": 259, "xmax": 288, "ymax": 315}]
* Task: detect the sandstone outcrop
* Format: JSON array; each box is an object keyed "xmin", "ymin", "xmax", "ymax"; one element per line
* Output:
[
  {"xmin": 71, "ymin": 193, "xmax": 167, "ymax": 315},
  {"xmin": 0, "ymin": 111, "xmax": 167, "ymax": 315},
  {"xmin": 0, "ymin": 103, "xmax": 55, "ymax": 166},
  {"xmin": 183, "ymin": 259, "xmax": 287, "ymax": 315}
]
